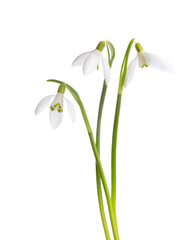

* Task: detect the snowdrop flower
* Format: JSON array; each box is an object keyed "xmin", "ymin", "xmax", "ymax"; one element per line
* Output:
[
  {"xmin": 124, "ymin": 43, "xmax": 173, "ymax": 88},
  {"xmin": 72, "ymin": 41, "xmax": 110, "ymax": 84},
  {"xmin": 35, "ymin": 84, "xmax": 76, "ymax": 129}
]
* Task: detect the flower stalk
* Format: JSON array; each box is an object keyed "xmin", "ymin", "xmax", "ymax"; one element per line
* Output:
[
  {"xmin": 111, "ymin": 38, "xmax": 135, "ymax": 220},
  {"xmin": 95, "ymin": 41, "xmax": 116, "ymax": 240},
  {"xmin": 95, "ymin": 80, "xmax": 110, "ymax": 240},
  {"xmin": 75, "ymin": 95, "xmax": 120, "ymax": 240},
  {"xmin": 47, "ymin": 79, "xmax": 120, "ymax": 240}
]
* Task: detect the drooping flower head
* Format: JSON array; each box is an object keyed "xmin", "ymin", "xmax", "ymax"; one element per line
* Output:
[
  {"xmin": 124, "ymin": 42, "xmax": 173, "ymax": 88},
  {"xmin": 35, "ymin": 84, "xmax": 76, "ymax": 129},
  {"xmin": 72, "ymin": 41, "xmax": 111, "ymax": 84}
]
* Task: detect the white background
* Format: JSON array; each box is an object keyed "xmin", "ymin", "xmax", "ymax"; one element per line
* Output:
[{"xmin": 0, "ymin": 0, "xmax": 185, "ymax": 239}]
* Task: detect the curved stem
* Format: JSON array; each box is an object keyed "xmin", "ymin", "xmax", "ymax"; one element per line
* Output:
[
  {"xmin": 96, "ymin": 81, "xmax": 111, "ymax": 240},
  {"xmin": 78, "ymin": 98, "xmax": 120, "ymax": 240}
]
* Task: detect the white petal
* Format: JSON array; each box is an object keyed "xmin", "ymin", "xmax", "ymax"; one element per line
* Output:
[
  {"xmin": 64, "ymin": 97, "xmax": 76, "ymax": 122},
  {"xmin": 35, "ymin": 95, "xmax": 55, "ymax": 115},
  {"xmin": 72, "ymin": 52, "xmax": 91, "ymax": 67},
  {"xmin": 49, "ymin": 109, "xmax": 63, "ymax": 129},
  {"xmin": 138, "ymin": 51, "xmax": 148, "ymax": 68},
  {"xmin": 124, "ymin": 56, "xmax": 138, "ymax": 88},
  {"xmin": 143, "ymin": 51, "xmax": 173, "ymax": 73},
  {"xmin": 51, "ymin": 93, "xmax": 63, "ymax": 107},
  {"xmin": 83, "ymin": 49, "xmax": 100, "ymax": 75},
  {"xmin": 101, "ymin": 55, "xmax": 110, "ymax": 84}
]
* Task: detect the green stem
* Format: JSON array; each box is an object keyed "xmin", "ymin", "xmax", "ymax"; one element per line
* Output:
[
  {"xmin": 95, "ymin": 41, "xmax": 117, "ymax": 240},
  {"xmin": 111, "ymin": 38, "xmax": 135, "ymax": 219},
  {"xmin": 78, "ymin": 98, "xmax": 120, "ymax": 240},
  {"xmin": 96, "ymin": 81, "xmax": 111, "ymax": 240},
  {"xmin": 96, "ymin": 81, "xmax": 107, "ymax": 153},
  {"xmin": 111, "ymin": 93, "xmax": 122, "ymax": 215}
]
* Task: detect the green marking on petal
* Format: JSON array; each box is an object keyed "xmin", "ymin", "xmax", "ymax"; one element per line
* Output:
[
  {"xmin": 50, "ymin": 103, "xmax": 63, "ymax": 112},
  {"xmin": 50, "ymin": 106, "xmax": 55, "ymax": 111},
  {"xmin": 97, "ymin": 64, "xmax": 99, "ymax": 70},
  {"xmin": 57, "ymin": 109, "xmax": 63, "ymax": 113},
  {"xmin": 53, "ymin": 103, "xmax": 61, "ymax": 109},
  {"xmin": 141, "ymin": 64, "xmax": 148, "ymax": 68}
]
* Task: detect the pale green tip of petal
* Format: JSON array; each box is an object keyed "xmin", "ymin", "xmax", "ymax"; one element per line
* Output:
[
  {"xmin": 96, "ymin": 41, "xmax": 105, "ymax": 52},
  {"xmin": 135, "ymin": 43, "xmax": 143, "ymax": 53}
]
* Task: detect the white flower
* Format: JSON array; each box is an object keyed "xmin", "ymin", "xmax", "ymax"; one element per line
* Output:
[
  {"xmin": 124, "ymin": 50, "xmax": 173, "ymax": 88},
  {"xmin": 72, "ymin": 49, "xmax": 110, "ymax": 84},
  {"xmin": 35, "ymin": 93, "xmax": 76, "ymax": 129}
]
